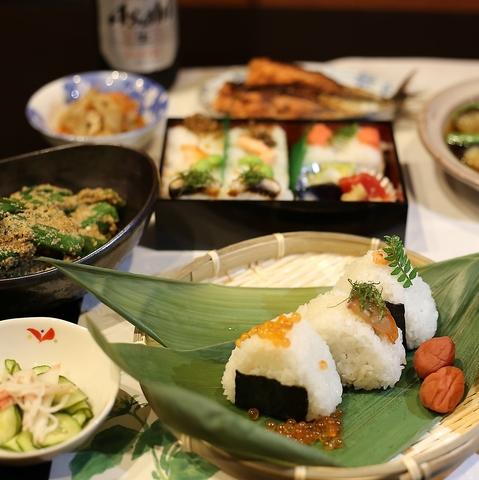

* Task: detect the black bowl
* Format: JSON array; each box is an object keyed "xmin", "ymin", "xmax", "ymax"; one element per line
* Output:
[{"xmin": 0, "ymin": 144, "xmax": 158, "ymax": 318}]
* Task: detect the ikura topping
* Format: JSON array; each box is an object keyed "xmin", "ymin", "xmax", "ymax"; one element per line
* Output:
[
  {"xmin": 235, "ymin": 313, "xmax": 301, "ymax": 348},
  {"xmin": 265, "ymin": 410, "xmax": 343, "ymax": 448},
  {"xmin": 419, "ymin": 366, "xmax": 465, "ymax": 414},
  {"xmin": 248, "ymin": 408, "xmax": 260, "ymax": 421},
  {"xmin": 414, "ymin": 337, "xmax": 456, "ymax": 379},
  {"xmin": 339, "ymin": 173, "xmax": 388, "ymax": 201},
  {"xmin": 347, "ymin": 280, "xmax": 399, "ymax": 343},
  {"xmin": 319, "ymin": 360, "xmax": 328, "ymax": 370}
]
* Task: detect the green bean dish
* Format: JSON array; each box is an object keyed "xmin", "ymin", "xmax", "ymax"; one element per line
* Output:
[{"xmin": 0, "ymin": 184, "xmax": 124, "ymax": 278}]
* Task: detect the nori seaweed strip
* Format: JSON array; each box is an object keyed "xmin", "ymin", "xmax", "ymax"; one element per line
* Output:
[
  {"xmin": 386, "ymin": 302, "xmax": 406, "ymax": 349},
  {"xmin": 235, "ymin": 371, "xmax": 308, "ymax": 421}
]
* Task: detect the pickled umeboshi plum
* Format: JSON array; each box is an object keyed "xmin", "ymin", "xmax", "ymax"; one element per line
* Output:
[
  {"xmin": 419, "ymin": 366, "xmax": 465, "ymax": 414},
  {"xmin": 414, "ymin": 336, "xmax": 455, "ymax": 379}
]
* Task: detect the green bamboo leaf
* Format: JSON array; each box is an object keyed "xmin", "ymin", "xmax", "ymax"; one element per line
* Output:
[{"xmin": 41, "ymin": 258, "xmax": 326, "ymax": 350}]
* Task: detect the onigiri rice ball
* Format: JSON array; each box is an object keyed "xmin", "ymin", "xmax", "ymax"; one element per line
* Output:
[
  {"xmin": 222, "ymin": 312, "xmax": 342, "ymax": 420},
  {"xmin": 298, "ymin": 289, "xmax": 406, "ymax": 390},
  {"xmin": 335, "ymin": 249, "xmax": 438, "ymax": 349}
]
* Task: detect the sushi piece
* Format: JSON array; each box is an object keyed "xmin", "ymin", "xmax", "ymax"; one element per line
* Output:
[
  {"xmin": 167, "ymin": 155, "xmax": 223, "ymax": 199},
  {"xmin": 303, "ymin": 123, "xmax": 384, "ymax": 174},
  {"xmin": 298, "ymin": 283, "xmax": 406, "ymax": 390},
  {"xmin": 161, "ymin": 115, "xmax": 225, "ymax": 199},
  {"xmin": 335, "ymin": 241, "xmax": 438, "ymax": 350},
  {"xmin": 224, "ymin": 125, "xmax": 292, "ymax": 200},
  {"xmin": 222, "ymin": 312, "xmax": 342, "ymax": 420}
]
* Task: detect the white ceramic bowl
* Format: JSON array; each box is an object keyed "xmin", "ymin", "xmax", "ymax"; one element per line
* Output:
[
  {"xmin": 0, "ymin": 317, "xmax": 120, "ymax": 465},
  {"xmin": 418, "ymin": 78, "xmax": 479, "ymax": 191},
  {"xmin": 26, "ymin": 71, "xmax": 168, "ymax": 149}
]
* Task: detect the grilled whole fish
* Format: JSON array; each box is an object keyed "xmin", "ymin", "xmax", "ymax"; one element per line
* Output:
[{"xmin": 213, "ymin": 58, "xmax": 396, "ymax": 120}]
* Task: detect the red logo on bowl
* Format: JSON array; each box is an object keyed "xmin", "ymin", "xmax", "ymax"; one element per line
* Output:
[{"xmin": 27, "ymin": 327, "xmax": 55, "ymax": 342}]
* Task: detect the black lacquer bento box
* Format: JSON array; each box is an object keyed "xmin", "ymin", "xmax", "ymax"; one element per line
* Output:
[{"xmin": 155, "ymin": 118, "xmax": 408, "ymax": 249}]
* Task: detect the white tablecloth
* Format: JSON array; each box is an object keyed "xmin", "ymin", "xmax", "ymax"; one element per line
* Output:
[{"xmin": 50, "ymin": 58, "xmax": 479, "ymax": 480}]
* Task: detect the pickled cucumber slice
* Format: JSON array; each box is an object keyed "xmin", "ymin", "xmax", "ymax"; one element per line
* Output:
[
  {"xmin": 0, "ymin": 405, "xmax": 21, "ymax": 444},
  {"xmin": 39, "ymin": 413, "xmax": 81, "ymax": 447}
]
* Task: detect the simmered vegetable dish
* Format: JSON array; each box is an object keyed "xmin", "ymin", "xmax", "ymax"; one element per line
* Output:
[
  {"xmin": 446, "ymin": 101, "xmax": 479, "ymax": 172},
  {"xmin": 0, "ymin": 184, "xmax": 124, "ymax": 278}
]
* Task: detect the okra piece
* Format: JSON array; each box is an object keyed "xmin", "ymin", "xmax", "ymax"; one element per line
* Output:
[
  {"xmin": 31, "ymin": 225, "xmax": 84, "ymax": 256},
  {"xmin": 0, "ymin": 198, "xmax": 24, "ymax": 218},
  {"xmin": 11, "ymin": 185, "xmax": 73, "ymax": 207},
  {"xmin": 0, "ymin": 249, "xmax": 18, "ymax": 263},
  {"xmin": 76, "ymin": 188, "xmax": 125, "ymax": 207},
  {"xmin": 80, "ymin": 202, "xmax": 119, "ymax": 234},
  {"xmin": 81, "ymin": 235, "xmax": 108, "ymax": 255},
  {"xmin": 0, "ymin": 247, "xmax": 22, "ymax": 272}
]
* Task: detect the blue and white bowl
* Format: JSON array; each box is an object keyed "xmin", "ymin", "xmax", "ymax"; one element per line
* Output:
[{"xmin": 26, "ymin": 71, "xmax": 168, "ymax": 149}]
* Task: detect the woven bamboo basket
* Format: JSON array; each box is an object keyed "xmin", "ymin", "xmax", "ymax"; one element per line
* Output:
[{"xmin": 135, "ymin": 231, "xmax": 479, "ymax": 480}]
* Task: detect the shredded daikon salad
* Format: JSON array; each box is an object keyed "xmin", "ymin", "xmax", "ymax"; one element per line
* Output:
[{"xmin": 0, "ymin": 365, "xmax": 75, "ymax": 444}]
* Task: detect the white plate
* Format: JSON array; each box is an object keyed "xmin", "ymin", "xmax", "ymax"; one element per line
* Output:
[{"xmin": 418, "ymin": 78, "xmax": 479, "ymax": 192}]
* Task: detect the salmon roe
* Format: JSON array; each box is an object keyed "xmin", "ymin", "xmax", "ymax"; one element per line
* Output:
[
  {"xmin": 248, "ymin": 408, "xmax": 260, "ymax": 421},
  {"xmin": 235, "ymin": 313, "xmax": 301, "ymax": 348},
  {"xmin": 264, "ymin": 410, "xmax": 343, "ymax": 449}
]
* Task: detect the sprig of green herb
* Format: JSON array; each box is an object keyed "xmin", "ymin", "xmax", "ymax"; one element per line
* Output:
[
  {"xmin": 179, "ymin": 169, "xmax": 215, "ymax": 193},
  {"xmin": 383, "ymin": 235, "xmax": 417, "ymax": 288},
  {"xmin": 348, "ymin": 279, "xmax": 386, "ymax": 319},
  {"xmin": 240, "ymin": 167, "xmax": 267, "ymax": 188}
]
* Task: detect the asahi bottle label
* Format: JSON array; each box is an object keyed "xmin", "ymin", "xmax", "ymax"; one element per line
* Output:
[{"xmin": 98, "ymin": 0, "xmax": 178, "ymax": 73}]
